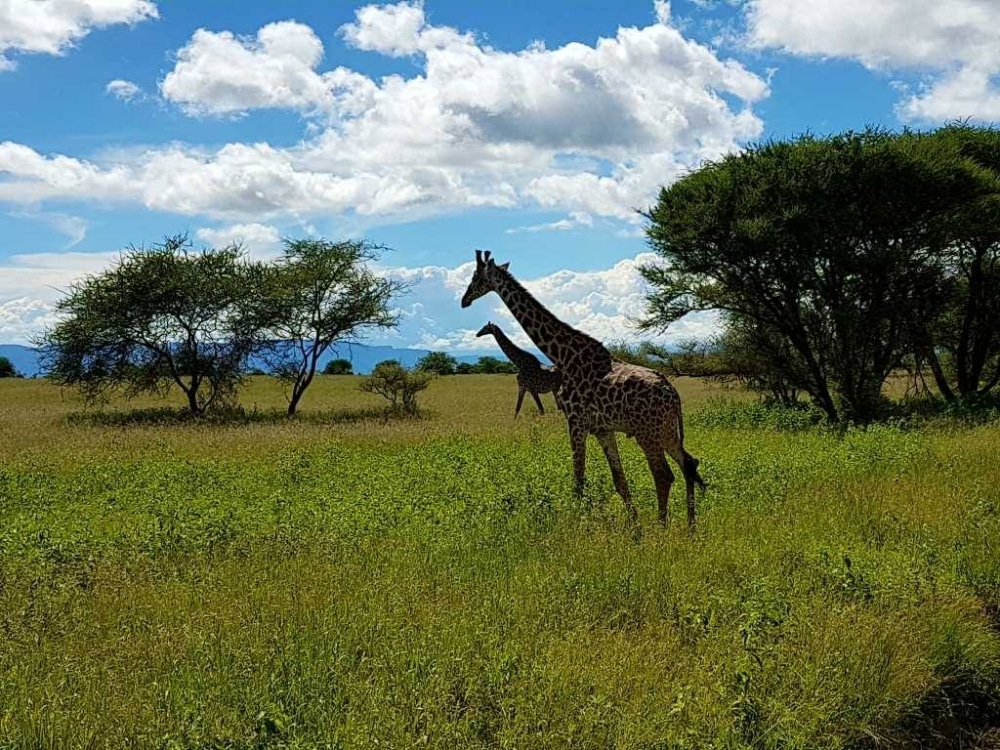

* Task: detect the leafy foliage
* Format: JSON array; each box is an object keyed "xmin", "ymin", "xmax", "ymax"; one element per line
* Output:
[
  {"xmin": 641, "ymin": 127, "xmax": 995, "ymax": 422},
  {"xmin": 416, "ymin": 351, "xmax": 458, "ymax": 376},
  {"xmin": 40, "ymin": 234, "xmax": 264, "ymax": 414},
  {"xmin": 470, "ymin": 355, "xmax": 518, "ymax": 374},
  {"xmin": 0, "ymin": 356, "xmax": 18, "ymax": 378},
  {"xmin": 257, "ymin": 239, "xmax": 404, "ymax": 415},
  {"xmin": 609, "ymin": 330, "xmax": 803, "ymax": 406},
  {"xmin": 359, "ymin": 359, "xmax": 431, "ymax": 414},
  {"xmin": 322, "ymin": 358, "xmax": 353, "ymax": 375},
  {"xmin": 910, "ymin": 124, "xmax": 1000, "ymax": 401},
  {"xmin": 452, "ymin": 356, "xmax": 519, "ymax": 374}
]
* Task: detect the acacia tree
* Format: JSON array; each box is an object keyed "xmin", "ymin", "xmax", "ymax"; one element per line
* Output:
[
  {"xmin": 42, "ymin": 235, "xmax": 263, "ymax": 414},
  {"xmin": 258, "ymin": 239, "xmax": 405, "ymax": 416},
  {"xmin": 641, "ymin": 128, "xmax": 992, "ymax": 422},
  {"xmin": 416, "ymin": 351, "xmax": 458, "ymax": 376},
  {"xmin": 323, "ymin": 358, "xmax": 354, "ymax": 375},
  {"xmin": 911, "ymin": 124, "xmax": 1000, "ymax": 401},
  {"xmin": 0, "ymin": 356, "xmax": 19, "ymax": 378}
]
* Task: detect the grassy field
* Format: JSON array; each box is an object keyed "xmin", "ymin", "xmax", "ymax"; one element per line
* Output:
[{"xmin": 2, "ymin": 375, "xmax": 1000, "ymax": 748}]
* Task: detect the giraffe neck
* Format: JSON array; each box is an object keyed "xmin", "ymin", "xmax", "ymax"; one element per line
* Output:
[
  {"xmin": 492, "ymin": 269, "xmax": 604, "ymax": 368},
  {"xmin": 490, "ymin": 326, "xmax": 538, "ymax": 369}
]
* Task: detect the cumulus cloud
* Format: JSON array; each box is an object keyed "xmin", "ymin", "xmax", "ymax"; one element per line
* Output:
[
  {"xmin": 0, "ymin": 0, "xmax": 158, "ymax": 70},
  {"xmin": 371, "ymin": 252, "xmax": 719, "ymax": 352},
  {"xmin": 106, "ymin": 78, "xmax": 142, "ymax": 101},
  {"xmin": 1, "ymin": 249, "xmax": 717, "ymax": 347},
  {"xmin": 160, "ymin": 22, "xmax": 336, "ymax": 116},
  {"xmin": 339, "ymin": 1, "xmax": 474, "ymax": 57},
  {"xmin": 0, "ymin": 250, "xmax": 122, "ymax": 342},
  {"xmin": 0, "ymin": 2, "xmax": 768, "ymax": 224},
  {"xmin": 195, "ymin": 223, "xmax": 283, "ymax": 258},
  {"xmin": 0, "ymin": 298, "xmax": 60, "ymax": 344},
  {"xmin": 742, "ymin": 0, "xmax": 1000, "ymax": 122}
]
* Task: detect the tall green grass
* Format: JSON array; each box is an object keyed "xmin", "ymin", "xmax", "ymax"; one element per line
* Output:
[{"xmin": 1, "ymin": 379, "xmax": 1000, "ymax": 747}]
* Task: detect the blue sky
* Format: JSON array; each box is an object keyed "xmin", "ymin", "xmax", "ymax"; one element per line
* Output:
[{"xmin": 1, "ymin": 0, "xmax": 997, "ymax": 350}]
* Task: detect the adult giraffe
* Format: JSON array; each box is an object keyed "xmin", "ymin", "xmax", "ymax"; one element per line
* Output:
[
  {"xmin": 476, "ymin": 321, "xmax": 562, "ymax": 416},
  {"xmin": 461, "ymin": 250, "xmax": 704, "ymax": 527}
]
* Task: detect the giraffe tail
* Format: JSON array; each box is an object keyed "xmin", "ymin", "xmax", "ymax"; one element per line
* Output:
[
  {"xmin": 674, "ymin": 404, "xmax": 706, "ymax": 490},
  {"xmin": 683, "ymin": 451, "xmax": 707, "ymax": 491}
]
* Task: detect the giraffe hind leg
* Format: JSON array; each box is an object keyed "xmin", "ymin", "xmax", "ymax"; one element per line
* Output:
[
  {"xmin": 641, "ymin": 444, "xmax": 674, "ymax": 526},
  {"xmin": 530, "ymin": 389, "xmax": 545, "ymax": 415},
  {"xmin": 666, "ymin": 446, "xmax": 698, "ymax": 529},
  {"xmin": 569, "ymin": 421, "xmax": 587, "ymax": 500}
]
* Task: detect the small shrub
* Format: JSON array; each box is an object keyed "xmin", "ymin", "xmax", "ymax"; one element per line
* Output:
[{"xmin": 359, "ymin": 360, "xmax": 431, "ymax": 414}]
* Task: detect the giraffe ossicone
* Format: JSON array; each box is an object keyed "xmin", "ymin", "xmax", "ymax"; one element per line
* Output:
[{"xmin": 461, "ymin": 251, "xmax": 705, "ymax": 529}]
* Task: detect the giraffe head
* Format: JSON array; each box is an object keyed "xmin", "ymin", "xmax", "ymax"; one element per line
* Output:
[
  {"xmin": 460, "ymin": 250, "xmax": 509, "ymax": 308},
  {"xmin": 475, "ymin": 321, "xmax": 497, "ymax": 338}
]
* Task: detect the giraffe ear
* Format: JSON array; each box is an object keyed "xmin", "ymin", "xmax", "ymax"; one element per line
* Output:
[{"xmin": 498, "ymin": 262, "xmax": 510, "ymax": 271}]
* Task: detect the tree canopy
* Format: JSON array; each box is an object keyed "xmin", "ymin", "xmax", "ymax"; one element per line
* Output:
[
  {"xmin": 416, "ymin": 351, "xmax": 458, "ymax": 376},
  {"xmin": 323, "ymin": 358, "xmax": 354, "ymax": 376},
  {"xmin": 911, "ymin": 124, "xmax": 1000, "ymax": 401},
  {"xmin": 257, "ymin": 238, "xmax": 404, "ymax": 416},
  {"xmin": 641, "ymin": 126, "xmax": 998, "ymax": 422},
  {"xmin": 42, "ymin": 235, "xmax": 264, "ymax": 414},
  {"xmin": 0, "ymin": 356, "xmax": 19, "ymax": 378}
]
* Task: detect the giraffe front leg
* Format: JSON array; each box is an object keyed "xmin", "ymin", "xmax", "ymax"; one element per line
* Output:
[
  {"xmin": 568, "ymin": 421, "xmax": 587, "ymax": 500},
  {"xmin": 595, "ymin": 431, "xmax": 639, "ymax": 527},
  {"xmin": 530, "ymin": 389, "xmax": 545, "ymax": 415},
  {"xmin": 514, "ymin": 386, "xmax": 526, "ymax": 417}
]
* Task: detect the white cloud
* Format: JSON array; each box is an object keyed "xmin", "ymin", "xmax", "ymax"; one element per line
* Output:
[
  {"xmin": 506, "ymin": 211, "xmax": 593, "ymax": 234},
  {"xmin": 0, "ymin": 249, "xmax": 719, "ymax": 347},
  {"xmin": 0, "ymin": 2, "xmax": 768, "ymax": 225},
  {"xmin": 159, "ymin": 22, "xmax": 335, "ymax": 117},
  {"xmin": 742, "ymin": 0, "xmax": 1000, "ymax": 122},
  {"xmin": 195, "ymin": 223, "xmax": 283, "ymax": 258},
  {"xmin": 370, "ymin": 251, "xmax": 719, "ymax": 352},
  {"xmin": 0, "ymin": 0, "xmax": 158, "ymax": 70},
  {"xmin": 106, "ymin": 78, "xmax": 142, "ymax": 101},
  {"xmin": 0, "ymin": 250, "xmax": 122, "ymax": 343},
  {"xmin": 0, "ymin": 297, "xmax": 60, "ymax": 344},
  {"xmin": 339, "ymin": 1, "xmax": 474, "ymax": 57},
  {"xmin": 897, "ymin": 67, "xmax": 1000, "ymax": 123}
]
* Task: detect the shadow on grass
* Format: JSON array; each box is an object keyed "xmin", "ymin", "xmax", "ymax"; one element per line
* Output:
[
  {"xmin": 64, "ymin": 404, "xmax": 425, "ymax": 428},
  {"xmin": 853, "ymin": 676, "xmax": 1000, "ymax": 749}
]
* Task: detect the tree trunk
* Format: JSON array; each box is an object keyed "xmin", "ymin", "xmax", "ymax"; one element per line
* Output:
[
  {"xmin": 287, "ymin": 385, "xmax": 303, "ymax": 416},
  {"xmin": 186, "ymin": 386, "xmax": 201, "ymax": 415},
  {"xmin": 287, "ymin": 363, "xmax": 317, "ymax": 417},
  {"xmin": 924, "ymin": 348, "xmax": 956, "ymax": 403}
]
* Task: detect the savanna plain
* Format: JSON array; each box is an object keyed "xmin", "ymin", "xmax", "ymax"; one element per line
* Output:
[{"xmin": 2, "ymin": 375, "xmax": 1000, "ymax": 749}]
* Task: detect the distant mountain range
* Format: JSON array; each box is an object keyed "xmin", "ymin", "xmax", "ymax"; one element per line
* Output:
[{"xmin": 0, "ymin": 342, "xmax": 515, "ymax": 378}]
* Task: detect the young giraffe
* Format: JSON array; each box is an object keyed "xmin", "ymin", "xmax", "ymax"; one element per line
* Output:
[
  {"xmin": 461, "ymin": 250, "xmax": 704, "ymax": 528},
  {"xmin": 476, "ymin": 321, "xmax": 562, "ymax": 417}
]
